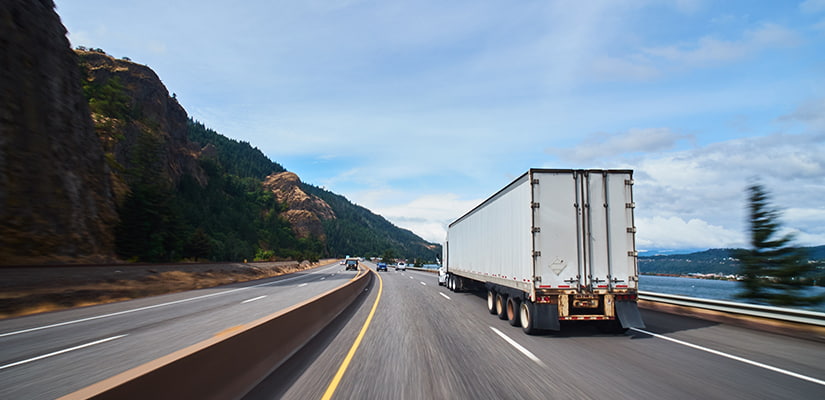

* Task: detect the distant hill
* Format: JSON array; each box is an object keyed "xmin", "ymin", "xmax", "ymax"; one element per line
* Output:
[{"xmin": 639, "ymin": 246, "xmax": 825, "ymax": 276}]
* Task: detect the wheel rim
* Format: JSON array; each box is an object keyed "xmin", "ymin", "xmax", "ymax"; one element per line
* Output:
[
  {"xmin": 520, "ymin": 303, "xmax": 530, "ymax": 328},
  {"xmin": 506, "ymin": 298, "xmax": 516, "ymax": 321},
  {"xmin": 487, "ymin": 291, "xmax": 495, "ymax": 312}
]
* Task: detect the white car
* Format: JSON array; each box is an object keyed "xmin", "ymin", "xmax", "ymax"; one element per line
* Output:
[{"xmin": 395, "ymin": 262, "xmax": 407, "ymax": 271}]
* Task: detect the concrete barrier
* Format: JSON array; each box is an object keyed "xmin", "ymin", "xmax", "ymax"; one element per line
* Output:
[{"xmin": 60, "ymin": 268, "xmax": 373, "ymax": 400}]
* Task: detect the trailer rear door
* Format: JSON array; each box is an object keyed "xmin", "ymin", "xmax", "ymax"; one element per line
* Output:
[{"xmin": 532, "ymin": 170, "xmax": 638, "ymax": 292}]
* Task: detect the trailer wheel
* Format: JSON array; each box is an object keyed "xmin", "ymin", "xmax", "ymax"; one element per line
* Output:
[
  {"xmin": 495, "ymin": 293, "xmax": 508, "ymax": 320},
  {"xmin": 520, "ymin": 302, "xmax": 539, "ymax": 335},
  {"xmin": 506, "ymin": 297, "xmax": 521, "ymax": 326},
  {"xmin": 487, "ymin": 290, "xmax": 497, "ymax": 314}
]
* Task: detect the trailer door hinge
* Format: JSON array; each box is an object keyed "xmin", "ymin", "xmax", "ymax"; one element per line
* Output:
[
  {"xmin": 532, "ymin": 251, "xmax": 542, "ymax": 257},
  {"xmin": 531, "ymin": 226, "xmax": 541, "ymax": 233},
  {"xmin": 531, "ymin": 178, "xmax": 540, "ymax": 185},
  {"xmin": 531, "ymin": 202, "xmax": 540, "ymax": 208},
  {"xmin": 533, "ymin": 276, "xmax": 542, "ymax": 282},
  {"xmin": 627, "ymin": 251, "xmax": 638, "ymax": 257},
  {"xmin": 625, "ymin": 179, "xmax": 634, "ymax": 185},
  {"xmin": 625, "ymin": 202, "xmax": 635, "ymax": 209},
  {"xmin": 627, "ymin": 227, "xmax": 637, "ymax": 233}
]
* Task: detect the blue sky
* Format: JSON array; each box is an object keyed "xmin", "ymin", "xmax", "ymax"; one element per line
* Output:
[{"xmin": 57, "ymin": 0, "xmax": 825, "ymax": 253}]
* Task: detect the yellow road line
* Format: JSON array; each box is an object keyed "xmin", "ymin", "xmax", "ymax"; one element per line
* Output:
[{"xmin": 321, "ymin": 266, "xmax": 383, "ymax": 400}]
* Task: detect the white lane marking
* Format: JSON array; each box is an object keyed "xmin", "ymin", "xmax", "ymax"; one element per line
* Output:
[
  {"xmin": 490, "ymin": 327, "xmax": 545, "ymax": 367},
  {"xmin": 630, "ymin": 328, "xmax": 825, "ymax": 387},
  {"xmin": 242, "ymin": 295, "xmax": 267, "ymax": 304},
  {"xmin": 298, "ymin": 283, "xmax": 308, "ymax": 287},
  {"xmin": 439, "ymin": 292, "xmax": 451, "ymax": 300},
  {"xmin": 409, "ymin": 276, "xmax": 414, "ymax": 279},
  {"xmin": 0, "ymin": 265, "xmax": 340, "ymax": 338},
  {"xmin": 0, "ymin": 334, "xmax": 127, "ymax": 371},
  {"xmin": 420, "ymin": 282, "xmax": 427, "ymax": 286}
]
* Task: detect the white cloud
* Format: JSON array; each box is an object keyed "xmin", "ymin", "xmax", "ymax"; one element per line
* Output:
[
  {"xmin": 800, "ymin": 0, "xmax": 825, "ymax": 14},
  {"xmin": 550, "ymin": 128, "xmax": 825, "ymax": 251},
  {"xmin": 546, "ymin": 128, "xmax": 693, "ymax": 164},
  {"xmin": 779, "ymin": 97, "xmax": 825, "ymax": 132},
  {"xmin": 642, "ymin": 23, "xmax": 800, "ymax": 67},
  {"xmin": 355, "ymin": 192, "xmax": 484, "ymax": 243},
  {"xmin": 636, "ymin": 216, "xmax": 744, "ymax": 250}
]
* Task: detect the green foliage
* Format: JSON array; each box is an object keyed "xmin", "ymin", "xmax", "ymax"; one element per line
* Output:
[
  {"xmin": 82, "ymin": 75, "xmax": 131, "ymax": 121},
  {"xmin": 382, "ymin": 249, "xmax": 396, "ymax": 264},
  {"xmin": 303, "ymin": 183, "xmax": 442, "ymax": 262},
  {"xmin": 184, "ymin": 228, "xmax": 212, "ymax": 261},
  {"xmin": 112, "ymin": 120, "xmax": 322, "ymax": 263},
  {"xmin": 735, "ymin": 184, "xmax": 824, "ymax": 306},
  {"xmin": 187, "ymin": 119, "xmax": 285, "ymax": 179}
]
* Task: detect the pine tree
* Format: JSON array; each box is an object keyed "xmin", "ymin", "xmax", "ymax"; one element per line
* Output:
[{"xmin": 735, "ymin": 184, "xmax": 824, "ymax": 307}]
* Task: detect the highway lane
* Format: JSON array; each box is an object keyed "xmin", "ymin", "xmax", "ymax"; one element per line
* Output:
[
  {"xmin": 0, "ymin": 261, "xmax": 360, "ymax": 400},
  {"xmin": 251, "ymin": 264, "xmax": 825, "ymax": 399}
]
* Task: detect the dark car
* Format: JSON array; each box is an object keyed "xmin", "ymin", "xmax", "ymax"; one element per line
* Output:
[
  {"xmin": 376, "ymin": 262, "xmax": 388, "ymax": 271},
  {"xmin": 345, "ymin": 258, "xmax": 359, "ymax": 271}
]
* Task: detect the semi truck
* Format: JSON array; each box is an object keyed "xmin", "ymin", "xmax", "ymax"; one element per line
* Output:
[{"xmin": 442, "ymin": 169, "xmax": 644, "ymax": 334}]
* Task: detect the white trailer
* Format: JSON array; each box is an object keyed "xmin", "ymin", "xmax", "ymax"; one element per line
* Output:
[{"xmin": 443, "ymin": 169, "xmax": 644, "ymax": 334}]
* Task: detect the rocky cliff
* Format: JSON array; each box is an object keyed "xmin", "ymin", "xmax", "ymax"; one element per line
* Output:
[
  {"xmin": 0, "ymin": 0, "xmax": 117, "ymax": 264},
  {"xmin": 1, "ymin": 2, "xmax": 438, "ymax": 264},
  {"xmin": 263, "ymin": 172, "xmax": 335, "ymax": 240},
  {"xmin": 77, "ymin": 50, "xmax": 206, "ymax": 200}
]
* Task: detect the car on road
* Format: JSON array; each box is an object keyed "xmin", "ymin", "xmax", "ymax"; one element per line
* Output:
[
  {"xmin": 345, "ymin": 258, "xmax": 359, "ymax": 271},
  {"xmin": 395, "ymin": 261, "xmax": 407, "ymax": 271},
  {"xmin": 376, "ymin": 262, "xmax": 388, "ymax": 271}
]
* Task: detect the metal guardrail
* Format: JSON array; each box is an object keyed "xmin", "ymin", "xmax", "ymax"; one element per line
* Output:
[{"xmin": 639, "ymin": 291, "xmax": 825, "ymax": 327}]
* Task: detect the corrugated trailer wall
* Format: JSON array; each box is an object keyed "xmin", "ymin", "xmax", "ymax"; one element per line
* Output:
[{"xmin": 448, "ymin": 173, "xmax": 533, "ymax": 285}]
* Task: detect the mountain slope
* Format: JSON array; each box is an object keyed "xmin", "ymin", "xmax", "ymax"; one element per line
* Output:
[
  {"xmin": 639, "ymin": 246, "xmax": 825, "ymax": 277},
  {"xmin": 1, "ymin": 2, "xmax": 440, "ymax": 264}
]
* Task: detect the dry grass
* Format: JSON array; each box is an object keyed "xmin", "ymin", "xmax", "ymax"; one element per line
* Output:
[{"xmin": 0, "ymin": 260, "xmax": 334, "ymax": 320}]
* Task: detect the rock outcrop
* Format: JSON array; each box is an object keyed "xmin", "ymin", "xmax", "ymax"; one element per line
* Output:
[
  {"xmin": 77, "ymin": 50, "xmax": 207, "ymax": 198},
  {"xmin": 0, "ymin": 0, "xmax": 117, "ymax": 264},
  {"xmin": 263, "ymin": 172, "xmax": 335, "ymax": 239}
]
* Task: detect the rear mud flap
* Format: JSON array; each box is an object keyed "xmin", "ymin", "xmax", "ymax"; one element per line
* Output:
[
  {"xmin": 534, "ymin": 303, "xmax": 560, "ymax": 331},
  {"xmin": 616, "ymin": 301, "xmax": 645, "ymax": 329}
]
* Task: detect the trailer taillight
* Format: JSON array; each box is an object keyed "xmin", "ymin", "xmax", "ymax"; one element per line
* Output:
[
  {"xmin": 615, "ymin": 294, "xmax": 637, "ymax": 301},
  {"xmin": 536, "ymin": 296, "xmax": 558, "ymax": 304}
]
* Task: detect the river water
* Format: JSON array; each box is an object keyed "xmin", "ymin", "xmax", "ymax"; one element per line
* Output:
[{"xmin": 639, "ymin": 275, "xmax": 825, "ymax": 313}]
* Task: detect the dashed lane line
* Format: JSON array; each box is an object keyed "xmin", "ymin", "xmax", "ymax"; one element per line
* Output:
[
  {"xmin": 0, "ymin": 335, "xmax": 127, "ymax": 371},
  {"xmin": 241, "ymin": 295, "xmax": 267, "ymax": 304}
]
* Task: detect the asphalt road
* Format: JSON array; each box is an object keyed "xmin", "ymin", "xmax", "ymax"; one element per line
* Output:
[
  {"xmin": 249, "ymin": 263, "xmax": 825, "ymax": 400},
  {"xmin": 0, "ymin": 261, "xmax": 356, "ymax": 400}
]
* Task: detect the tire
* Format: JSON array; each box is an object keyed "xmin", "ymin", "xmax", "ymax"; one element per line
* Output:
[
  {"xmin": 506, "ymin": 297, "xmax": 521, "ymax": 326},
  {"xmin": 520, "ymin": 301, "xmax": 539, "ymax": 335},
  {"xmin": 495, "ymin": 293, "xmax": 507, "ymax": 320},
  {"xmin": 487, "ymin": 290, "xmax": 497, "ymax": 314}
]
